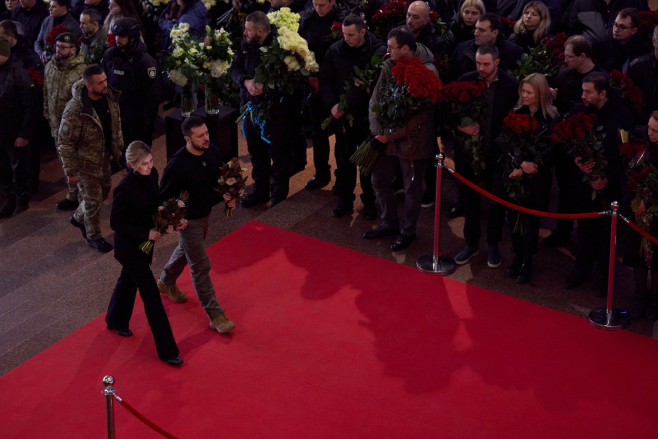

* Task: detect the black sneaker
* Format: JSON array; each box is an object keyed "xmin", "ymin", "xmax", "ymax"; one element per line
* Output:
[
  {"xmin": 56, "ymin": 198, "xmax": 79, "ymax": 211},
  {"xmin": 70, "ymin": 216, "xmax": 87, "ymax": 239},
  {"xmin": 87, "ymin": 237, "xmax": 113, "ymax": 253}
]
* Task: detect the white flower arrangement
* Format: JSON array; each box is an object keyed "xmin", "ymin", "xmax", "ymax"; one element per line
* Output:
[{"xmin": 267, "ymin": 7, "xmax": 300, "ymax": 33}]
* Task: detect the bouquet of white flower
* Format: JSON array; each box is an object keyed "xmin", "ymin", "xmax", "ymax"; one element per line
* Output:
[{"xmin": 162, "ymin": 24, "xmax": 203, "ymax": 87}]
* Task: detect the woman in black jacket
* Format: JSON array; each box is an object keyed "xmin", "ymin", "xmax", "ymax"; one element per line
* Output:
[
  {"xmin": 497, "ymin": 73, "xmax": 558, "ymax": 284},
  {"xmin": 105, "ymin": 141, "xmax": 185, "ymax": 366}
]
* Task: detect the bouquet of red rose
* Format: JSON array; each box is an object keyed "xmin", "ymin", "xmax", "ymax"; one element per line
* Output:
[
  {"xmin": 501, "ymin": 112, "xmax": 542, "ymax": 201},
  {"xmin": 610, "ymin": 70, "xmax": 645, "ymax": 117},
  {"xmin": 550, "ymin": 112, "xmax": 607, "ymax": 200},
  {"xmin": 46, "ymin": 25, "xmax": 69, "ymax": 50},
  {"xmin": 28, "ymin": 67, "xmax": 43, "ymax": 87},
  {"xmin": 351, "ymin": 55, "xmax": 442, "ymax": 174},
  {"xmin": 330, "ymin": 21, "xmax": 343, "ymax": 42},
  {"xmin": 139, "ymin": 191, "xmax": 189, "ymax": 255},
  {"xmin": 371, "ymin": 0, "xmax": 411, "ymax": 39},
  {"xmin": 437, "ymin": 80, "xmax": 488, "ymax": 175},
  {"xmin": 215, "ymin": 157, "xmax": 247, "ymax": 217}
]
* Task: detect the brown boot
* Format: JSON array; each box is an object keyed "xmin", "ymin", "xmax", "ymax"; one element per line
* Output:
[{"xmin": 157, "ymin": 280, "xmax": 187, "ymax": 303}]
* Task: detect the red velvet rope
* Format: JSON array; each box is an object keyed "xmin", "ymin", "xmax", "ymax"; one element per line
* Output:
[
  {"xmin": 449, "ymin": 169, "xmax": 604, "ymax": 219},
  {"xmin": 620, "ymin": 215, "xmax": 658, "ymax": 245},
  {"xmin": 447, "ymin": 167, "xmax": 658, "ymax": 243},
  {"xmin": 118, "ymin": 399, "xmax": 180, "ymax": 439}
]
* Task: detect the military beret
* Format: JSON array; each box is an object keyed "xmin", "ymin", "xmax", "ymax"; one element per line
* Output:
[
  {"xmin": 0, "ymin": 35, "xmax": 9, "ymax": 58},
  {"xmin": 55, "ymin": 32, "xmax": 77, "ymax": 45}
]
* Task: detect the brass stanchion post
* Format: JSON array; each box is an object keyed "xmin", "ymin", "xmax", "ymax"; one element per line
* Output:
[
  {"xmin": 417, "ymin": 153, "xmax": 456, "ymax": 275},
  {"xmin": 103, "ymin": 375, "xmax": 116, "ymax": 439},
  {"xmin": 588, "ymin": 201, "xmax": 630, "ymax": 330}
]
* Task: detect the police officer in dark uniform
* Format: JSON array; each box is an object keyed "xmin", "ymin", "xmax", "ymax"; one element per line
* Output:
[{"xmin": 102, "ymin": 17, "xmax": 160, "ymax": 150}]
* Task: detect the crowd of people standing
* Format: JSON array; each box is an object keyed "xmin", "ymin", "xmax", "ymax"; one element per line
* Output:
[{"xmin": 2, "ymin": 0, "xmax": 658, "ymax": 363}]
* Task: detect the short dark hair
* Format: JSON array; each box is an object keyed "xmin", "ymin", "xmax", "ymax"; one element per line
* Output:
[
  {"xmin": 0, "ymin": 20, "xmax": 17, "ymax": 38},
  {"xmin": 583, "ymin": 71, "xmax": 610, "ymax": 94},
  {"xmin": 53, "ymin": 0, "xmax": 72, "ymax": 10},
  {"xmin": 82, "ymin": 64, "xmax": 104, "ymax": 82},
  {"xmin": 476, "ymin": 43, "xmax": 499, "ymax": 60},
  {"xmin": 343, "ymin": 13, "xmax": 366, "ymax": 31},
  {"xmin": 81, "ymin": 8, "xmax": 102, "ymax": 25},
  {"xmin": 182, "ymin": 116, "xmax": 206, "ymax": 137},
  {"xmin": 617, "ymin": 7, "xmax": 640, "ymax": 27},
  {"xmin": 478, "ymin": 13, "xmax": 502, "ymax": 35},
  {"xmin": 388, "ymin": 26, "xmax": 417, "ymax": 51},
  {"xmin": 565, "ymin": 35, "xmax": 592, "ymax": 58},
  {"xmin": 245, "ymin": 11, "xmax": 270, "ymax": 30}
]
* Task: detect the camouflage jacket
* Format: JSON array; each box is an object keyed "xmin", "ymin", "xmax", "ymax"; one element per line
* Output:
[
  {"xmin": 43, "ymin": 53, "xmax": 85, "ymax": 138},
  {"xmin": 58, "ymin": 79, "xmax": 123, "ymax": 178}
]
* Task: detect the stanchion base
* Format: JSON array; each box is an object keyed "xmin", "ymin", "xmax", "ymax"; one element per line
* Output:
[
  {"xmin": 588, "ymin": 308, "xmax": 630, "ymax": 331},
  {"xmin": 416, "ymin": 254, "xmax": 457, "ymax": 276}
]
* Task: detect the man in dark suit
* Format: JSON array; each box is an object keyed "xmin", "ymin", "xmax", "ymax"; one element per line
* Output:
[{"xmin": 452, "ymin": 44, "xmax": 519, "ymax": 269}]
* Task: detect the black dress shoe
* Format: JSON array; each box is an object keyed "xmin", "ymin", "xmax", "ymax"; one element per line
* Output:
[
  {"xmin": 305, "ymin": 174, "xmax": 330, "ymax": 190},
  {"xmin": 391, "ymin": 234, "xmax": 415, "ymax": 251},
  {"xmin": 56, "ymin": 198, "xmax": 79, "ymax": 211},
  {"xmin": 87, "ymin": 237, "xmax": 113, "ymax": 253},
  {"xmin": 164, "ymin": 357, "xmax": 184, "ymax": 366},
  {"xmin": 516, "ymin": 259, "xmax": 532, "ymax": 284},
  {"xmin": 363, "ymin": 225, "xmax": 397, "ymax": 240},
  {"xmin": 332, "ymin": 200, "xmax": 354, "ymax": 218},
  {"xmin": 445, "ymin": 202, "xmax": 464, "ymax": 219},
  {"xmin": 70, "ymin": 216, "xmax": 87, "ymax": 239},
  {"xmin": 240, "ymin": 193, "xmax": 269, "ymax": 208},
  {"xmin": 107, "ymin": 326, "xmax": 133, "ymax": 337},
  {"xmin": 505, "ymin": 256, "xmax": 523, "ymax": 278}
]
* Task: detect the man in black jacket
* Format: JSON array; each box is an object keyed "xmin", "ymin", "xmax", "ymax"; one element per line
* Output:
[
  {"xmin": 318, "ymin": 13, "xmax": 386, "ymax": 219},
  {"xmin": 158, "ymin": 116, "xmax": 236, "ymax": 335},
  {"xmin": 231, "ymin": 11, "xmax": 302, "ymax": 208},
  {"xmin": 298, "ymin": 0, "xmax": 341, "ymax": 190},
  {"xmin": 627, "ymin": 24, "xmax": 658, "ymax": 122},
  {"xmin": 450, "ymin": 13, "xmax": 523, "ymax": 80},
  {"xmin": 593, "ymin": 8, "xmax": 651, "ymax": 73},
  {"xmin": 102, "ymin": 17, "xmax": 160, "ymax": 149},
  {"xmin": 453, "ymin": 44, "xmax": 519, "ymax": 269},
  {"xmin": 0, "ymin": 34, "xmax": 37, "ymax": 217},
  {"xmin": 11, "ymin": 0, "xmax": 48, "ymax": 45},
  {"xmin": 563, "ymin": 72, "xmax": 635, "ymax": 296}
]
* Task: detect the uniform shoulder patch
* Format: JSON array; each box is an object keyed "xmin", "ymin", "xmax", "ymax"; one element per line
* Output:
[{"xmin": 147, "ymin": 67, "xmax": 156, "ymax": 79}]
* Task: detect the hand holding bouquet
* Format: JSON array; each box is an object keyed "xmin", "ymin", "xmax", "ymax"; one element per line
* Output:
[{"xmin": 139, "ymin": 191, "xmax": 189, "ymax": 255}]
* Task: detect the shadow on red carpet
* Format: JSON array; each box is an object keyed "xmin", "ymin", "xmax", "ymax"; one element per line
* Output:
[{"xmin": 1, "ymin": 220, "xmax": 657, "ymax": 438}]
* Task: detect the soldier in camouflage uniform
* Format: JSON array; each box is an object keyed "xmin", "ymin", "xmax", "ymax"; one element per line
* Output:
[
  {"xmin": 58, "ymin": 64, "xmax": 123, "ymax": 253},
  {"xmin": 43, "ymin": 32, "xmax": 85, "ymax": 211}
]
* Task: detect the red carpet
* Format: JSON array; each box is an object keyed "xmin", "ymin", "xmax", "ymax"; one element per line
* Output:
[{"xmin": 1, "ymin": 220, "xmax": 657, "ymax": 438}]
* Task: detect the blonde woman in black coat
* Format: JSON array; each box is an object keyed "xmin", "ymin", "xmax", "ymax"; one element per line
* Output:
[{"xmin": 105, "ymin": 141, "xmax": 185, "ymax": 366}]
